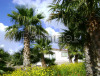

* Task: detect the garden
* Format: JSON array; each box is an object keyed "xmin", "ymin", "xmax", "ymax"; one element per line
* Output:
[{"xmin": 3, "ymin": 63, "xmax": 86, "ymax": 76}]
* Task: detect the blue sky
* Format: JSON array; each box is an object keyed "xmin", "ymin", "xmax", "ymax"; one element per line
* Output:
[
  {"xmin": 0, "ymin": 0, "xmax": 66, "ymax": 54},
  {"xmin": 0, "ymin": 0, "xmax": 15, "ymax": 26}
]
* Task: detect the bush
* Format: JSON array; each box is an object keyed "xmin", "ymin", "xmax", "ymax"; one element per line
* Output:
[
  {"xmin": 3, "ymin": 63, "xmax": 86, "ymax": 76},
  {"xmin": 45, "ymin": 58, "xmax": 56, "ymax": 66}
]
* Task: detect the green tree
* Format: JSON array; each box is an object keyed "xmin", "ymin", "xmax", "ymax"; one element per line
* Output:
[
  {"xmin": 0, "ymin": 48, "xmax": 10, "ymax": 62},
  {"xmin": 49, "ymin": 0, "xmax": 100, "ymax": 75},
  {"xmin": 59, "ymin": 29, "xmax": 84, "ymax": 63},
  {"xmin": 33, "ymin": 38, "xmax": 53, "ymax": 68},
  {"xmin": 0, "ymin": 48, "xmax": 13, "ymax": 74},
  {"xmin": 0, "ymin": 48, "xmax": 7, "ymax": 68},
  {"xmin": 11, "ymin": 51, "xmax": 23, "ymax": 66},
  {"xmin": 5, "ymin": 6, "xmax": 47, "ymax": 67},
  {"xmin": 11, "ymin": 48, "xmax": 41, "ymax": 66}
]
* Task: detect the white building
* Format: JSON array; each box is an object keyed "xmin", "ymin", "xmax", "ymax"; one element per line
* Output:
[{"xmin": 36, "ymin": 48, "xmax": 83, "ymax": 66}]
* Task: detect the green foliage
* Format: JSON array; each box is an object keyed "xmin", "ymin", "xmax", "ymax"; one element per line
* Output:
[
  {"xmin": 0, "ymin": 48, "xmax": 10, "ymax": 68},
  {"xmin": 0, "ymin": 48, "xmax": 14, "ymax": 75},
  {"xmin": 6, "ymin": 5, "xmax": 48, "ymax": 67},
  {"xmin": 5, "ymin": 6, "xmax": 47, "ymax": 41},
  {"xmin": 10, "ymin": 48, "xmax": 41, "ymax": 66},
  {"xmin": 11, "ymin": 52, "xmax": 23, "ymax": 66},
  {"xmin": 33, "ymin": 38, "xmax": 55, "ymax": 66},
  {"xmin": 3, "ymin": 63, "xmax": 86, "ymax": 76},
  {"xmin": 33, "ymin": 38, "xmax": 53, "ymax": 55},
  {"xmin": 49, "ymin": 1, "xmax": 100, "ymax": 75},
  {"xmin": 44, "ymin": 58, "xmax": 56, "ymax": 66},
  {"xmin": 49, "ymin": 0, "xmax": 94, "ymax": 61},
  {"xmin": 0, "ymin": 70, "xmax": 5, "ymax": 74},
  {"xmin": 0, "ymin": 48, "xmax": 10, "ymax": 61},
  {"xmin": 10, "ymin": 46, "xmax": 55, "ymax": 66},
  {"xmin": 58, "ymin": 28, "xmax": 85, "ymax": 61}
]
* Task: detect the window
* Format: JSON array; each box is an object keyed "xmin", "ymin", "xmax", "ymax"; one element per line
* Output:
[{"xmin": 61, "ymin": 52, "xmax": 68, "ymax": 57}]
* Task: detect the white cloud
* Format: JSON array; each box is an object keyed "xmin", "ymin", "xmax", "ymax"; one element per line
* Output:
[
  {"xmin": 45, "ymin": 27, "xmax": 60, "ymax": 49},
  {"xmin": 13, "ymin": 0, "xmax": 52, "ymax": 20},
  {"xmin": 0, "ymin": 23, "xmax": 8, "ymax": 32},
  {"xmin": 13, "ymin": 0, "xmax": 33, "ymax": 5},
  {"xmin": 45, "ymin": 27, "xmax": 60, "ymax": 36},
  {"xmin": 0, "ymin": 23, "xmax": 23, "ymax": 55},
  {"xmin": 0, "ymin": 44, "xmax": 4, "ymax": 48},
  {"xmin": 12, "ymin": 0, "xmax": 67, "ymax": 31},
  {"xmin": 45, "ymin": 20, "xmax": 67, "ymax": 32}
]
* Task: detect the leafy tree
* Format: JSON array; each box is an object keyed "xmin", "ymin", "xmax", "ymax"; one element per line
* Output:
[
  {"xmin": 49, "ymin": 0, "xmax": 100, "ymax": 75},
  {"xmin": 33, "ymin": 38, "xmax": 53, "ymax": 68},
  {"xmin": 0, "ymin": 48, "xmax": 10, "ymax": 62},
  {"xmin": 5, "ymin": 6, "xmax": 47, "ymax": 67},
  {"xmin": 11, "ymin": 51, "xmax": 23, "ymax": 66},
  {"xmin": 44, "ymin": 58, "xmax": 56, "ymax": 66},
  {"xmin": 59, "ymin": 29, "xmax": 84, "ymax": 63},
  {"xmin": 11, "ymin": 48, "xmax": 40, "ymax": 66},
  {"xmin": 11, "ymin": 47, "xmax": 55, "ymax": 67},
  {"xmin": 0, "ymin": 48, "xmax": 13, "ymax": 74},
  {"xmin": 0, "ymin": 48, "xmax": 7, "ymax": 68}
]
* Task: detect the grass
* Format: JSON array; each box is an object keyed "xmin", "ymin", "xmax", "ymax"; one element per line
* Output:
[{"xmin": 2, "ymin": 62, "xmax": 86, "ymax": 76}]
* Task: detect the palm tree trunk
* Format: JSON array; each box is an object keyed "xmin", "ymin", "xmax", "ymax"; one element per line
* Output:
[
  {"xmin": 68, "ymin": 51, "xmax": 72, "ymax": 63},
  {"xmin": 41, "ymin": 54, "xmax": 46, "ymax": 68},
  {"xmin": 86, "ymin": 34, "xmax": 99, "ymax": 76},
  {"xmin": 94, "ymin": 34, "xmax": 100, "ymax": 76},
  {"xmin": 84, "ymin": 45, "xmax": 93, "ymax": 76},
  {"xmin": 23, "ymin": 30, "xmax": 31, "ymax": 67},
  {"xmin": 87, "ymin": 13, "xmax": 100, "ymax": 75},
  {"xmin": 74, "ymin": 54, "xmax": 78, "ymax": 63},
  {"xmin": 69, "ymin": 56, "xmax": 72, "ymax": 63},
  {"xmin": 90, "ymin": 33, "xmax": 100, "ymax": 76}
]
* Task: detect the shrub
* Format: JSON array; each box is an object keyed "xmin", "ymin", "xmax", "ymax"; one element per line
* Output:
[{"xmin": 3, "ymin": 63, "xmax": 86, "ymax": 76}]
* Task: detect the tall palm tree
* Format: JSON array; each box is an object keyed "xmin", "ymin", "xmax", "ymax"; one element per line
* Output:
[
  {"xmin": 5, "ymin": 6, "xmax": 47, "ymax": 67},
  {"xmin": 33, "ymin": 38, "xmax": 52, "ymax": 68},
  {"xmin": 49, "ymin": 0, "xmax": 100, "ymax": 75}
]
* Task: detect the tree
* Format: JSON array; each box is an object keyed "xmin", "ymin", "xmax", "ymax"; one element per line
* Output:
[
  {"xmin": 0, "ymin": 48, "xmax": 8, "ymax": 68},
  {"xmin": 0, "ymin": 48, "xmax": 10, "ymax": 62},
  {"xmin": 33, "ymin": 38, "xmax": 53, "ymax": 68},
  {"xmin": 0, "ymin": 48, "xmax": 13, "ymax": 74},
  {"xmin": 10, "ymin": 48, "xmax": 41, "ymax": 66},
  {"xmin": 49, "ymin": 0, "xmax": 100, "ymax": 75},
  {"xmin": 5, "ymin": 6, "xmax": 47, "ymax": 67},
  {"xmin": 11, "ymin": 51, "xmax": 23, "ymax": 66},
  {"xmin": 59, "ymin": 29, "xmax": 84, "ymax": 63}
]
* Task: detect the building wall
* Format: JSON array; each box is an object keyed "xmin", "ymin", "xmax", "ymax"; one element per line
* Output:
[
  {"xmin": 36, "ymin": 49, "xmax": 83, "ymax": 66},
  {"xmin": 37, "ymin": 49, "xmax": 70, "ymax": 65}
]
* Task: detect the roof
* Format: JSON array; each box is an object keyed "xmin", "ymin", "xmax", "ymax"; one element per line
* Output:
[{"xmin": 52, "ymin": 48, "xmax": 68, "ymax": 51}]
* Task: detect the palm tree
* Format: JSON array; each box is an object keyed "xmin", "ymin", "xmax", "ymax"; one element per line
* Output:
[
  {"xmin": 33, "ymin": 38, "xmax": 52, "ymax": 68},
  {"xmin": 59, "ymin": 29, "xmax": 84, "ymax": 63},
  {"xmin": 11, "ymin": 48, "xmax": 41, "ymax": 66},
  {"xmin": 49, "ymin": 0, "xmax": 100, "ymax": 75},
  {"xmin": 5, "ymin": 6, "xmax": 47, "ymax": 67}
]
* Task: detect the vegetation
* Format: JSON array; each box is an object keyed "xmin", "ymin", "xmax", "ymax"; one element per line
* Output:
[
  {"xmin": 33, "ymin": 38, "xmax": 53, "ymax": 67},
  {"xmin": 48, "ymin": 0, "xmax": 100, "ymax": 75},
  {"xmin": 0, "ymin": 0, "xmax": 99, "ymax": 76},
  {"xmin": 10, "ymin": 48, "xmax": 40, "ymax": 66},
  {"xmin": 0, "ymin": 48, "xmax": 14, "ymax": 74},
  {"xmin": 5, "ymin": 6, "xmax": 47, "ymax": 67},
  {"xmin": 58, "ymin": 29, "xmax": 85, "ymax": 63},
  {"xmin": 3, "ymin": 63, "xmax": 86, "ymax": 76},
  {"xmin": 10, "ymin": 48, "xmax": 55, "ymax": 67}
]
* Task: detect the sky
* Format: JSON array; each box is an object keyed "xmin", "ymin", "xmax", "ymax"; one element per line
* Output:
[{"xmin": 0, "ymin": 0, "xmax": 67, "ymax": 54}]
